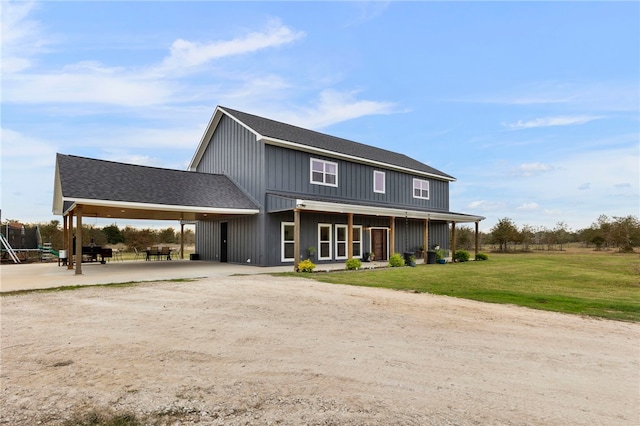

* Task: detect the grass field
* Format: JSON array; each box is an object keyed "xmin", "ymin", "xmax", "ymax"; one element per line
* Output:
[{"xmin": 294, "ymin": 248, "xmax": 640, "ymax": 322}]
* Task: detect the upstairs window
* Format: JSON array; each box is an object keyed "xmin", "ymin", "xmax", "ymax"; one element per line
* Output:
[
  {"xmin": 311, "ymin": 158, "xmax": 338, "ymax": 187},
  {"xmin": 373, "ymin": 170, "xmax": 385, "ymax": 194},
  {"xmin": 413, "ymin": 178, "xmax": 429, "ymax": 199}
]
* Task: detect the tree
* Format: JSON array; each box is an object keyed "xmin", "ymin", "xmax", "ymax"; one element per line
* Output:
[
  {"xmin": 454, "ymin": 226, "xmax": 474, "ymax": 250},
  {"xmin": 520, "ymin": 224, "xmax": 535, "ymax": 252},
  {"xmin": 610, "ymin": 215, "xmax": 640, "ymax": 251},
  {"xmin": 158, "ymin": 227, "xmax": 177, "ymax": 244},
  {"xmin": 554, "ymin": 221, "xmax": 570, "ymax": 251},
  {"xmin": 102, "ymin": 224, "xmax": 124, "ymax": 244},
  {"xmin": 490, "ymin": 218, "xmax": 519, "ymax": 252},
  {"xmin": 38, "ymin": 220, "xmax": 63, "ymax": 250}
]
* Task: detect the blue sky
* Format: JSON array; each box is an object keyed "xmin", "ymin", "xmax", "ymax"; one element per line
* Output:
[{"xmin": 2, "ymin": 0, "xmax": 638, "ymax": 232}]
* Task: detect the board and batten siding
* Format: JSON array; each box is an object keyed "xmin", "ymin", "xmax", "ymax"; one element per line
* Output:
[
  {"xmin": 195, "ymin": 115, "xmax": 265, "ymax": 205},
  {"xmin": 196, "ymin": 214, "xmax": 263, "ymax": 264},
  {"xmin": 265, "ymin": 145, "xmax": 449, "ymax": 211}
]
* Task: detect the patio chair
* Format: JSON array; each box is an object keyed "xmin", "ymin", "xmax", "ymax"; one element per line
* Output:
[
  {"xmin": 134, "ymin": 247, "xmax": 144, "ymax": 260},
  {"xmin": 161, "ymin": 246, "xmax": 171, "ymax": 260}
]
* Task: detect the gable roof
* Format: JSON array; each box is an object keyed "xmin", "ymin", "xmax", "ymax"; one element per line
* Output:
[
  {"xmin": 189, "ymin": 106, "xmax": 455, "ymax": 181},
  {"xmin": 53, "ymin": 154, "xmax": 259, "ymax": 220}
]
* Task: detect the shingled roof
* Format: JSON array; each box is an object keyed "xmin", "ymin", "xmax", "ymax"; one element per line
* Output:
[
  {"xmin": 216, "ymin": 107, "xmax": 455, "ymax": 180},
  {"xmin": 53, "ymin": 154, "xmax": 258, "ymax": 217}
]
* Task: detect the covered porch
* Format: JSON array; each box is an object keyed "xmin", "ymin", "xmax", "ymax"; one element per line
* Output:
[{"xmin": 291, "ymin": 198, "xmax": 485, "ymax": 270}]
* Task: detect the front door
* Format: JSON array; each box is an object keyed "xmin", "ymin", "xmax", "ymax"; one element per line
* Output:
[
  {"xmin": 220, "ymin": 222, "xmax": 228, "ymax": 263},
  {"xmin": 371, "ymin": 229, "xmax": 388, "ymax": 261}
]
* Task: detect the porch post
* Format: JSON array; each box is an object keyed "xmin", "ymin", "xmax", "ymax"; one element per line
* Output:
[
  {"xmin": 62, "ymin": 215, "xmax": 68, "ymax": 253},
  {"xmin": 75, "ymin": 205, "xmax": 83, "ymax": 275},
  {"xmin": 475, "ymin": 221, "xmax": 480, "ymax": 258},
  {"xmin": 389, "ymin": 216, "xmax": 395, "ymax": 256},
  {"xmin": 67, "ymin": 210, "xmax": 74, "ymax": 270},
  {"xmin": 347, "ymin": 213, "xmax": 354, "ymax": 259},
  {"xmin": 423, "ymin": 218, "xmax": 429, "ymax": 262},
  {"xmin": 293, "ymin": 208, "xmax": 301, "ymax": 271},
  {"xmin": 180, "ymin": 223, "xmax": 185, "ymax": 259},
  {"xmin": 450, "ymin": 221, "xmax": 456, "ymax": 261}
]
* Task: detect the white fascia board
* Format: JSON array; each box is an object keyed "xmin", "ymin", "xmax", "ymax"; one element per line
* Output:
[
  {"xmin": 188, "ymin": 107, "xmax": 262, "ymax": 171},
  {"xmin": 52, "ymin": 161, "xmax": 63, "ymax": 215},
  {"xmin": 295, "ymin": 199, "xmax": 484, "ymax": 223},
  {"xmin": 64, "ymin": 198, "xmax": 259, "ymax": 215},
  {"xmin": 261, "ymin": 137, "xmax": 456, "ymax": 182}
]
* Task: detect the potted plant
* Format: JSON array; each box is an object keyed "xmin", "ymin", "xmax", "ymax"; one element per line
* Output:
[
  {"xmin": 408, "ymin": 255, "xmax": 416, "ymax": 267},
  {"xmin": 307, "ymin": 246, "xmax": 316, "ymax": 259},
  {"xmin": 369, "ymin": 251, "xmax": 376, "ymax": 261}
]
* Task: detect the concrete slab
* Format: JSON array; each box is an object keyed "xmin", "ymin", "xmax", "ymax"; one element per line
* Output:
[{"xmin": 0, "ymin": 259, "xmax": 390, "ymax": 292}]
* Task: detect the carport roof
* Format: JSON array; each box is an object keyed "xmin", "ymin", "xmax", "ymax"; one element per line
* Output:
[{"xmin": 52, "ymin": 153, "xmax": 260, "ymax": 221}]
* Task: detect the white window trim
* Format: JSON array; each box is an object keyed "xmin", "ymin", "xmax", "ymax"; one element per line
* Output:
[
  {"xmin": 335, "ymin": 224, "xmax": 348, "ymax": 260},
  {"xmin": 310, "ymin": 158, "xmax": 338, "ymax": 187},
  {"xmin": 373, "ymin": 170, "xmax": 385, "ymax": 194},
  {"xmin": 318, "ymin": 223, "xmax": 333, "ymax": 260},
  {"xmin": 281, "ymin": 222, "xmax": 295, "ymax": 262},
  {"xmin": 352, "ymin": 225, "xmax": 363, "ymax": 259},
  {"xmin": 413, "ymin": 178, "xmax": 430, "ymax": 200}
]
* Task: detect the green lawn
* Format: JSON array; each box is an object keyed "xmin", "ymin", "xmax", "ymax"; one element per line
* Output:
[{"xmin": 289, "ymin": 251, "xmax": 640, "ymax": 322}]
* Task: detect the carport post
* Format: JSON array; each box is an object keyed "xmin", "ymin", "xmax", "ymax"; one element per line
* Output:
[
  {"xmin": 180, "ymin": 223, "xmax": 185, "ymax": 259},
  {"xmin": 75, "ymin": 205, "xmax": 83, "ymax": 275},
  {"xmin": 67, "ymin": 210, "xmax": 74, "ymax": 270}
]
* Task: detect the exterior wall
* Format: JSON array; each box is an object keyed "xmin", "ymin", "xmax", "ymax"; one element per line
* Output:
[
  {"xmin": 193, "ymin": 113, "xmax": 457, "ymax": 266},
  {"xmin": 195, "ymin": 115, "xmax": 265, "ymax": 204},
  {"xmin": 265, "ymin": 145, "xmax": 449, "ymax": 211},
  {"xmin": 196, "ymin": 214, "xmax": 263, "ymax": 264}
]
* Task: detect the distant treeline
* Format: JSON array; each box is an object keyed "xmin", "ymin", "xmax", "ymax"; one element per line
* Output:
[
  {"xmin": 3, "ymin": 214, "xmax": 639, "ymax": 254},
  {"xmin": 455, "ymin": 214, "xmax": 640, "ymax": 252},
  {"xmin": 1, "ymin": 221, "xmax": 195, "ymax": 252}
]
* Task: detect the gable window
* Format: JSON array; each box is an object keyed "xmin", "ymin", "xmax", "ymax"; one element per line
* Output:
[
  {"xmin": 318, "ymin": 224, "xmax": 332, "ymax": 260},
  {"xmin": 373, "ymin": 170, "xmax": 385, "ymax": 194},
  {"xmin": 413, "ymin": 178, "xmax": 429, "ymax": 199},
  {"xmin": 281, "ymin": 222, "xmax": 295, "ymax": 262},
  {"xmin": 311, "ymin": 158, "xmax": 338, "ymax": 187}
]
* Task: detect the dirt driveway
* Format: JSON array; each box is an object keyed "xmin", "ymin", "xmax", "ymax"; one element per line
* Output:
[{"xmin": 1, "ymin": 275, "xmax": 638, "ymax": 425}]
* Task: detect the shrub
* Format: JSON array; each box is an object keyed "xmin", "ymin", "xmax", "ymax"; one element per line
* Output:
[
  {"xmin": 475, "ymin": 252, "xmax": 489, "ymax": 261},
  {"xmin": 453, "ymin": 250, "xmax": 471, "ymax": 262},
  {"xmin": 388, "ymin": 253, "xmax": 405, "ymax": 267},
  {"xmin": 296, "ymin": 259, "xmax": 316, "ymax": 273},
  {"xmin": 345, "ymin": 258, "xmax": 362, "ymax": 270}
]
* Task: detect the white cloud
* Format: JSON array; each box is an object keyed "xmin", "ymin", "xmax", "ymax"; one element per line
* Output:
[
  {"xmin": 503, "ymin": 115, "xmax": 603, "ymax": 130},
  {"xmin": 517, "ymin": 202, "xmax": 539, "ymax": 211},
  {"xmin": 512, "ymin": 162, "xmax": 554, "ymax": 177},
  {"xmin": 278, "ymin": 89, "xmax": 398, "ymax": 129},
  {"xmin": 3, "ymin": 72, "xmax": 176, "ymax": 106},
  {"xmin": 578, "ymin": 182, "xmax": 591, "ymax": 190},
  {"xmin": 467, "ymin": 200, "xmax": 505, "ymax": 211},
  {"xmin": 157, "ymin": 19, "xmax": 305, "ymax": 75},
  {"xmin": 0, "ymin": 0, "xmax": 51, "ymax": 73}
]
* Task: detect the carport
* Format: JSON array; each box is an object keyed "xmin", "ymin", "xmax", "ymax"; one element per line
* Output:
[{"xmin": 52, "ymin": 154, "xmax": 260, "ymax": 275}]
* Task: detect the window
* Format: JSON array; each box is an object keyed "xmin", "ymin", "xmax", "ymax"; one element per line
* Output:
[
  {"xmin": 352, "ymin": 226, "xmax": 362, "ymax": 258},
  {"xmin": 373, "ymin": 170, "xmax": 385, "ymax": 193},
  {"xmin": 413, "ymin": 178, "xmax": 429, "ymax": 199},
  {"xmin": 318, "ymin": 224, "xmax": 332, "ymax": 260},
  {"xmin": 311, "ymin": 158, "xmax": 338, "ymax": 187},
  {"xmin": 335, "ymin": 225, "xmax": 348, "ymax": 260},
  {"xmin": 281, "ymin": 222, "xmax": 295, "ymax": 262}
]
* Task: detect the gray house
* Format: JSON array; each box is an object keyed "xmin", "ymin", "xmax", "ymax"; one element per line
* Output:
[{"xmin": 54, "ymin": 105, "xmax": 483, "ymax": 272}]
